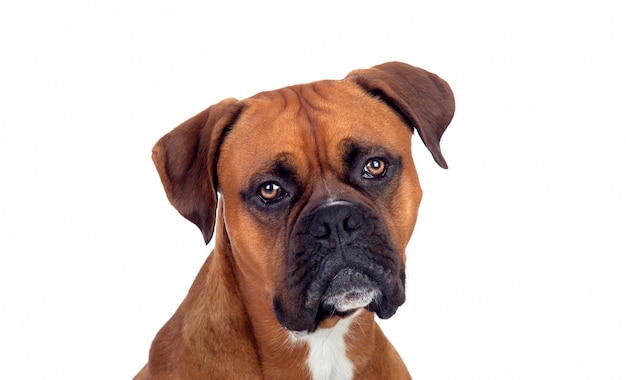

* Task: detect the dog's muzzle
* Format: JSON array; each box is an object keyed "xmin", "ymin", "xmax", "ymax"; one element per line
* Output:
[{"xmin": 274, "ymin": 201, "xmax": 406, "ymax": 333}]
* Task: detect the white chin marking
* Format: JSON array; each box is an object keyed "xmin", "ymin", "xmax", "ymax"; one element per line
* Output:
[
  {"xmin": 324, "ymin": 288, "xmax": 381, "ymax": 312},
  {"xmin": 291, "ymin": 311, "xmax": 359, "ymax": 380}
]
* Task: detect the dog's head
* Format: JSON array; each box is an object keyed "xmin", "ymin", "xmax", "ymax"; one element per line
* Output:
[{"xmin": 152, "ymin": 62, "xmax": 454, "ymax": 332}]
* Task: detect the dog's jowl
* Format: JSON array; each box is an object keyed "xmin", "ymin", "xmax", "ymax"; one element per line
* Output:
[{"xmin": 135, "ymin": 62, "xmax": 455, "ymax": 380}]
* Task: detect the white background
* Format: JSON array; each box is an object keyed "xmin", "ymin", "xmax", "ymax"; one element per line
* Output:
[{"xmin": 1, "ymin": 0, "xmax": 625, "ymax": 379}]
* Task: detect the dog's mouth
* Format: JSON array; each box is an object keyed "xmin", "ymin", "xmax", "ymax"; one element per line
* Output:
[
  {"xmin": 273, "ymin": 261, "xmax": 404, "ymax": 333},
  {"xmin": 312, "ymin": 263, "xmax": 403, "ymax": 323},
  {"xmin": 273, "ymin": 200, "xmax": 406, "ymax": 333}
]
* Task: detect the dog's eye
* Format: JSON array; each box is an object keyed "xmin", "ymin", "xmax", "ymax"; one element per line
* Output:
[
  {"xmin": 362, "ymin": 158, "xmax": 387, "ymax": 179},
  {"xmin": 258, "ymin": 182, "xmax": 286, "ymax": 203}
]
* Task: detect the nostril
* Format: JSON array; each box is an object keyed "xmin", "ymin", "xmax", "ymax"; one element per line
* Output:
[
  {"xmin": 310, "ymin": 221, "xmax": 331, "ymax": 238},
  {"xmin": 343, "ymin": 214, "xmax": 362, "ymax": 231}
]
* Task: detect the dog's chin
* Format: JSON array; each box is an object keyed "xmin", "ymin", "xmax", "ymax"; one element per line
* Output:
[
  {"xmin": 323, "ymin": 287, "xmax": 381, "ymax": 313},
  {"xmin": 321, "ymin": 267, "xmax": 381, "ymax": 313},
  {"xmin": 287, "ymin": 285, "xmax": 379, "ymax": 338}
]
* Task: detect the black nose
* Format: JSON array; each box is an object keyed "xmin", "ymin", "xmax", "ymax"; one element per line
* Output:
[{"xmin": 308, "ymin": 201, "xmax": 364, "ymax": 245}]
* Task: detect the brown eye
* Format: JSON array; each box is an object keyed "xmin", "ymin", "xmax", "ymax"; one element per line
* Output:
[
  {"xmin": 363, "ymin": 158, "xmax": 387, "ymax": 179},
  {"xmin": 259, "ymin": 182, "xmax": 283, "ymax": 202}
]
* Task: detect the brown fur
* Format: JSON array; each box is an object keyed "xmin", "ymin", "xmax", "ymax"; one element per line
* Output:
[{"xmin": 135, "ymin": 62, "xmax": 454, "ymax": 379}]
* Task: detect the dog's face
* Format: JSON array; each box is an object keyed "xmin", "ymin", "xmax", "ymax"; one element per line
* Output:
[
  {"xmin": 218, "ymin": 81, "xmax": 421, "ymax": 332},
  {"xmin": 152, "ymin": 62, "xmax": 454, "ymax": 333}
]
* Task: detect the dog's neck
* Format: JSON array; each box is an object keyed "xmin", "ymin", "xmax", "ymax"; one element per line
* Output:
[
  {"xmin": 213, "ymin": 218, "xmax": 382, "ymax": 379},
  {"xmin": 145, "ymin": 223, "xmax": 408, "ymax": 379},
  {"xmin": 157, "ymin": 212, "xmax": 404, "ymax": 379}
]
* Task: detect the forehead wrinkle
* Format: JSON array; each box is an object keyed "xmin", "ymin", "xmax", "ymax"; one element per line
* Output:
[
  {"xmin": 225, "ymin": 83, "xmax": 340, "ymax": 195},
  {"xmin": 287, "ymin": 83, "xmax": 336, "ymax": 195}
]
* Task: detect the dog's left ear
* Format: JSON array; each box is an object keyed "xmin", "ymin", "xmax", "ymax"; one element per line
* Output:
[
  {"xmin": 346, "ymin": 62, "xmax": 455, "ymax": 169},
  {"xmin": 152, "ymin": 98, "xmax": 241, "ymax": 244}
]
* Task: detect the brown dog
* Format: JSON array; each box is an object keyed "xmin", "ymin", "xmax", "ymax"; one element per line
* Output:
[{"xmin": 135, "ymin": 62, "xmax": 454, "ymax": 379}]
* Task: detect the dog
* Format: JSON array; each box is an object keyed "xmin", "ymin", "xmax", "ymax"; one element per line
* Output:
[{"xmin": 135, "ymin": 62, "xmax": 454, "ymax": 379}]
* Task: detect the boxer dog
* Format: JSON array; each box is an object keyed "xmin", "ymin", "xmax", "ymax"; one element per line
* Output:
[{"xmin": 135, "ymin": 62, "xmax": 454, "ymax": 379}]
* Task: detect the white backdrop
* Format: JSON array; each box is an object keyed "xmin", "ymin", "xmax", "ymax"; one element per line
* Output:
[{"xmin": 2, "ymin": 0, "xmax": 625, "ymax": 379}]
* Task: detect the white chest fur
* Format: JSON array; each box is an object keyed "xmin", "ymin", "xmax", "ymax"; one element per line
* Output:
[{"xmin": 292, "ymin": 312, "xmax": 358, "ymax": 380}]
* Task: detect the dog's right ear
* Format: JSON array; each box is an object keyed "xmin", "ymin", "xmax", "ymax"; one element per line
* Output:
[
  {"xmin": 346, "ymin": 62, "xmax": 455, "ymax": 169},
  {"xmin": 152, "ymin": 98, "xmax": 241, "ymax": 244}
]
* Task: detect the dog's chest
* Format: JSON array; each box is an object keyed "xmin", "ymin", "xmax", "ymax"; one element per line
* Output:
[{"xmin": 293, "ymin": 313, "xmax": 357, "ymax": 380}]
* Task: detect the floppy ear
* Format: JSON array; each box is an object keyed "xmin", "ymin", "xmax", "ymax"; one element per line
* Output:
[
  {"xmin": 152, "ymin": 98, "xmax": 241, "ymax": 244},
  {"xmin": 346, "ymin": 62, "xmax": 455, "ymax": 169}
]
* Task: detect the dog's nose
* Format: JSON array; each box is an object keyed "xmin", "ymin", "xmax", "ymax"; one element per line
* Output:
[{"xmin": 308, "ymin": 201, "xmax": 364, "ymax": 245}]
